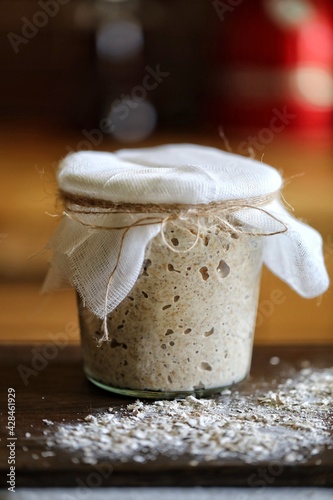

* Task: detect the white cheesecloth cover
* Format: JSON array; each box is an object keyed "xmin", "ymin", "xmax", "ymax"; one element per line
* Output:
[{"xmin": 43, "ymin": 144, "xmax": 329, "ymax": 319}]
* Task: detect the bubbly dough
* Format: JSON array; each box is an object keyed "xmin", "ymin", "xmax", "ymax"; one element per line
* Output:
[{"xmin": 79, "ymin": 221, "xmax": 264, "ymax": 395}]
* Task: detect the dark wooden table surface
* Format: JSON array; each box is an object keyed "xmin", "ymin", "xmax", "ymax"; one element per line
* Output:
[{"xmin": 0, "ymin": 344, "xmax": 332, "ymax": 488}]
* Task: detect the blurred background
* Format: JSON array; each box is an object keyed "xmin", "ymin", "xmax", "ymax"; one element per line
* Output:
[{"xmin": 0, "ymin": 0, "xmax": 332, "ymax": 344}]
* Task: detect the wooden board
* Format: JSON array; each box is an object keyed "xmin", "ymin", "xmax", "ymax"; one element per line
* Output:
[{"xmin": 0, "ymin": 344, "xmax": 332, "ymax": 488}]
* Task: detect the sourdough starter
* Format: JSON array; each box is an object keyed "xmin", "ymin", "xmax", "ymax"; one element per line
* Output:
[{"xmin": 78, "ymin": 221, "xmax": 264, "ymax": 396}]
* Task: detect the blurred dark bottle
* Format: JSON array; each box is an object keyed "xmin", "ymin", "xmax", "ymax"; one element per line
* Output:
[
  {"xmin": 87, "ymin": 0, "xmax": 211, "ymax": 140},
  {"xmin": 211, "ymin": 0, "xmax": 333, "ymax": 132}
]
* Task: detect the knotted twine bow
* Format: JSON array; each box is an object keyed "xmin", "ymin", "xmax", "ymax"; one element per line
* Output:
[{"xmin": 59, "ymin": 189, "xmax": 288, "ymax": 343}]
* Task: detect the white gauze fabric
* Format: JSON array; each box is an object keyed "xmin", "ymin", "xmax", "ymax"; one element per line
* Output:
[{"xmin": 43, "ymin": 144, "xmax": 329, "ymax": 318}]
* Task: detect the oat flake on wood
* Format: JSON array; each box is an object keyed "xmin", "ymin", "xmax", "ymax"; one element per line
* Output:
[{"xmin": 45, "ymin": 367, "xmax": 333, "ymax": 465}]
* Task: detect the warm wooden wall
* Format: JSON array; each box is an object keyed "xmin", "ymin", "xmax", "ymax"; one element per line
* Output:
[{"xmin": 0, "ymin": 124, "xmax": 332, "ymax": 344}]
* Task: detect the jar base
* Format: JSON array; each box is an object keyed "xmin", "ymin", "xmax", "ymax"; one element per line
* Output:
[{"xmin": 86, "ymin": 373, "xmax": 247, "ymax": 400}]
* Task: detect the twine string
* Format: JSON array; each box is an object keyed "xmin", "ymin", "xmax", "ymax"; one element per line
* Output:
[
  {"xmin": 60, "ymin": 190, "xmax": 288, "ymax": 343},
  {"xmin": 100, "ymin": 216, "xmax": 160, "ymax": 343},
  {"xmin": 60, "ymin": 189, "xmax": 280, "ymax": 214}
]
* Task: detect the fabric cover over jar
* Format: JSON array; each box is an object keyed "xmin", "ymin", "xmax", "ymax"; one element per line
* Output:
[{"xmin": 43, "ymin": 144, "xmax": 329, "ymax": 319}]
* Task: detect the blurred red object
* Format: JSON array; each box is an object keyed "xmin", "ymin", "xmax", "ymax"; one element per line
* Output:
[{"xmin": 211, "ymin": 0, "xmax": 333, "ymax": 131}]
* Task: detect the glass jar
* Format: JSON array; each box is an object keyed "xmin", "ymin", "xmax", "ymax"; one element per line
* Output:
[{"xmin": 78, "ymin": 218, "xmax": 264, "ymax": 399}]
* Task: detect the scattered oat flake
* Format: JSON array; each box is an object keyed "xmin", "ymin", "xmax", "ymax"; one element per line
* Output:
[
  {"xmin": 42, "ymin": 419, "xmax": 54, "ymax": 426},
  {"xmin": 45, "ymin": 368, "xmax": 333, "ymax": 466},
  {"xmin": 41, "ymin": 451, "xmax": 56, "ymax": 457}
]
